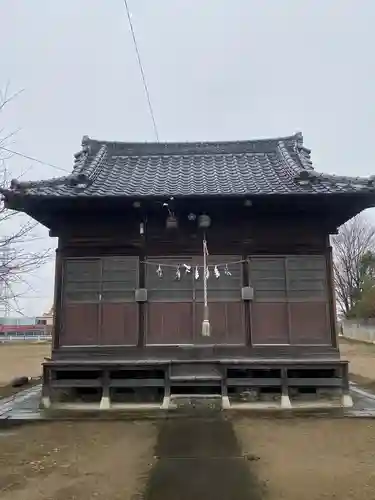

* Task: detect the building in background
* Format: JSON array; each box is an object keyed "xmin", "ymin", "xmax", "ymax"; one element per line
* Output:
[
  {"xmin": 36, "ymin": 306, "xmax": 54, "ymax": 327},
  {"xmin": 0, "ymin": 306, "xmax": 53, "ymax": 342}
]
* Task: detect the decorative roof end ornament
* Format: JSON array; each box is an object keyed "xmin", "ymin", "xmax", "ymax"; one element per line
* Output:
[
  {"xmin": 67, "ymin": 173, "xmax": 90, "ymax": 188},
  {"xmin": 295, "ymin": 131, "xmax": 304, "ymax": 147},
  {"xmin": 10, "ymin": 178, "xmax": 22, "ymax": 191},
  {"xmin": 294, "ymin": 170, "xmax": 316, "ymax": 186}
]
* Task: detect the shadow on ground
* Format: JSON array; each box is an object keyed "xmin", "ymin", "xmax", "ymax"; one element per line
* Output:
[{"xmin": 143, "ymin": 414, "xmax": 264, "ymax": 500}]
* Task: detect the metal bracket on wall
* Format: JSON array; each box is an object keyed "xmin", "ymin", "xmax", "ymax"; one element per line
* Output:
[
  {"xmin": 241, "ymin": 286, "xmax": 254, "ymax": 301},
  {"xmin": 135, "ymin": 288, "xmax": 148, "ymax": 303}
]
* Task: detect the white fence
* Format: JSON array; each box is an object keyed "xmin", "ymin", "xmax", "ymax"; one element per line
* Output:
[
  {"xmin": 0, "ymin": 334, "xmax": 52, "ymax": 343},
  {"xmin": 341, "ymin": 320, "xmax": 375, "ymax": 344}
]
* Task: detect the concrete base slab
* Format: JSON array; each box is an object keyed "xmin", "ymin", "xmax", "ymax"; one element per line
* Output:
[
  {"xmin": 2, "ymin": 382, "xmax": 375, "ymax": 420},
  {"xmin": 290, "ymin": 400, "xmax": 343, "ymax": 410},
  {"xmin": 47, "ymin": 402, "xmax": 101, "ymax": 411},
  {"xmin": 229, "ymin": 401, "xmax": 281, "ymax": 410},
  {"xmin": 110, "ymin": 403, "xmax": 162, "ymax": 411}
]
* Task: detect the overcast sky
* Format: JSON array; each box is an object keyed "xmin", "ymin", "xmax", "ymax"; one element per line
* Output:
[{"xmin": 1, "ymin": 0, "xmax": 375, "ymax": 316}]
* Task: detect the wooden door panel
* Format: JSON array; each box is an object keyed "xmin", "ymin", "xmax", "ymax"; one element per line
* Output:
[
  {"xmin": 194, "ymin": 302, "xmax": 246, "ymax": 345},
  {"xmin": 251, "ymin": 302, "xmax": 289, "ymax": 345},
  {"xmin": 146, "ymin": 302, "xmax": 194, "ymax": 345},
  {"xmin": 100, "ymin": 303, "xmax": 138, "ymax": 345},
  {"xmin": 62, "ymin": 303, "xmax": 99, "ymax": 346}
]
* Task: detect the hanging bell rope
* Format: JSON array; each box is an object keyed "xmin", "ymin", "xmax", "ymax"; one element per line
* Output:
[{"xmin": 201, "ymin": 237, "xmax": 211, "ymax": 337}]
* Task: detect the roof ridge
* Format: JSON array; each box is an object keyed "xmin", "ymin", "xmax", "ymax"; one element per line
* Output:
[
  {"xmin": 81, "ymin": 132, "xmax": 302, "ymax": 152},
  {"xmin": 112, "ymin": 151, "xmax": 278, "ymax": 159}
]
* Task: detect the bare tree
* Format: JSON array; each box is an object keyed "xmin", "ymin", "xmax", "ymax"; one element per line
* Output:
[
  {"xmin": 0, "ymin": 83, "xmax": 51, "ymax": 315},
  {"xmin": 332, "ymin": 214, "xmax": 375, "ymax": 317}
]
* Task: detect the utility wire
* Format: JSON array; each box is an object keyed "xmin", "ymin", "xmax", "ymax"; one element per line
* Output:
[
  {"xmin": 123, "ymin": 0, "xmax": 160, "ymax": 141},
  {"xmin": 0, "ymin": 146, "xmax": 70, "ymax": 173}
]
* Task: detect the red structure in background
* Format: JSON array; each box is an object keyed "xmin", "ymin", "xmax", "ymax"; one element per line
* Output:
[{"xmin": 0, "ymin": 323, "xmax": 51, "ymax": 339}]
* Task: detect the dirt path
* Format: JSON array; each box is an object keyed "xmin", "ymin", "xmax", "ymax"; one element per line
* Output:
[
  {"xmin": 2, "ymin": 416, "xmax": 375, "ymax": 499},
  {"xmin": 144, "ymin": 416, "xmax": 263, "ymax": 500},
  {"xmin": 234, "ymin": 417, "xmax": 375, "ymax": 500},
  {"xmin": 340, "ymin": 339, "xmax": 375, "ymax": 390},
  {"xmin": 0, "ymin": 421, "xmax": 157, "ymax": 500},
  {"xmin": 0, "ymin": 343, "xmax": 50, "ymax": 387}
]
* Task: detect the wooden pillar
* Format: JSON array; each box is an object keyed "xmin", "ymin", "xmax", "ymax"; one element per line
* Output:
[
  {"xmin": 326, "ymin": 244, "xmax": 338, "ymax": 348},
  {"xmin": 52, "ymin": 245, "xmax": 64, "ymax": 351},
  {"xmin": 137, "ymin": 251, "xmax": 146, "ymax": 348},
  {"xmin": 242, "ymin": 255, "xmax": 251, "ymax": 346}
]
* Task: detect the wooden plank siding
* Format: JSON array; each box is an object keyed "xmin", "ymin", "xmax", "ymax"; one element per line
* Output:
[
  {"xmin": 144, "ymin": 256, "xmax": 246, "ymax": 345},
  {"xmin": 61, "ymin": 257, "xmax": 139, "ymax": 346},
  {"xmin": 57, "ymin": 249, "xmax": 334, "ymax": 349},
  {"xmin": 193, "ymin": 256, "xmax": 245, "ymax": 345},
  {"xmin": 249, "ymin": 255, "xmax": 331, "ymax": 346}
]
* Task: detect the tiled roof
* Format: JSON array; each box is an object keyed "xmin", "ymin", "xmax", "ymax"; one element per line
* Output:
[{"xmin": 3, "ymin": 132, "xmax": 375, "ymax": 199}]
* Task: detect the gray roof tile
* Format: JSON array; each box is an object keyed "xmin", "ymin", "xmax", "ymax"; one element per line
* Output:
[{"xmin": 3, "ymin": 132, "xmax": 375, "ymax": 199}]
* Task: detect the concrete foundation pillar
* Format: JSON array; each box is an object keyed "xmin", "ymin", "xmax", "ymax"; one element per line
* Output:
[
  {"xmin": 222, "ymin": 395, "xmax": 231, "ymax": 409},
  {"xmin": 280, "ymin": 394, "xmax": 292, "ymax": 409},
  {"xmin": 100, "ymin": 370, "xmax": 110, "ymax": 410},
  {"xmin": 41, "ymin": 396, "xmax": 51, "ymax": 409},
  {"xmin": 161, "ymin": 395, "xmax": 171, "ymax": 410},
  {"xmin": 341, "ymin": 393, "xmax": 353, "ymax": 408},
  {"xmin": 99, "ymin": 395, "xmax": 111, "ymax": 410},
  {"xmin": 281, "ymin": 368, "xmax": 292, "ymax": 409}
]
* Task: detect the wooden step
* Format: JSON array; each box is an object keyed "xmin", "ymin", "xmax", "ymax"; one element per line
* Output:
[{"xmin": 170, "ymin": 364, "xmax": 222, "ymax": 382}]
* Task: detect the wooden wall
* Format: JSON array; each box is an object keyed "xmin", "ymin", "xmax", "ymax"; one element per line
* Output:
[{"xmin": 52, "ymin": 211, "xmax": 336, "ymax": 351}]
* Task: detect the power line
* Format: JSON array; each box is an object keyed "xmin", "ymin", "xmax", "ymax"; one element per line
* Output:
[
  {"xmin": 0, "ymin": 146, "xmax": 70, "ymax": 174},
  {"xmin": 123, "ymin": 0, "xmax": 160, "ymax": 142}
]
